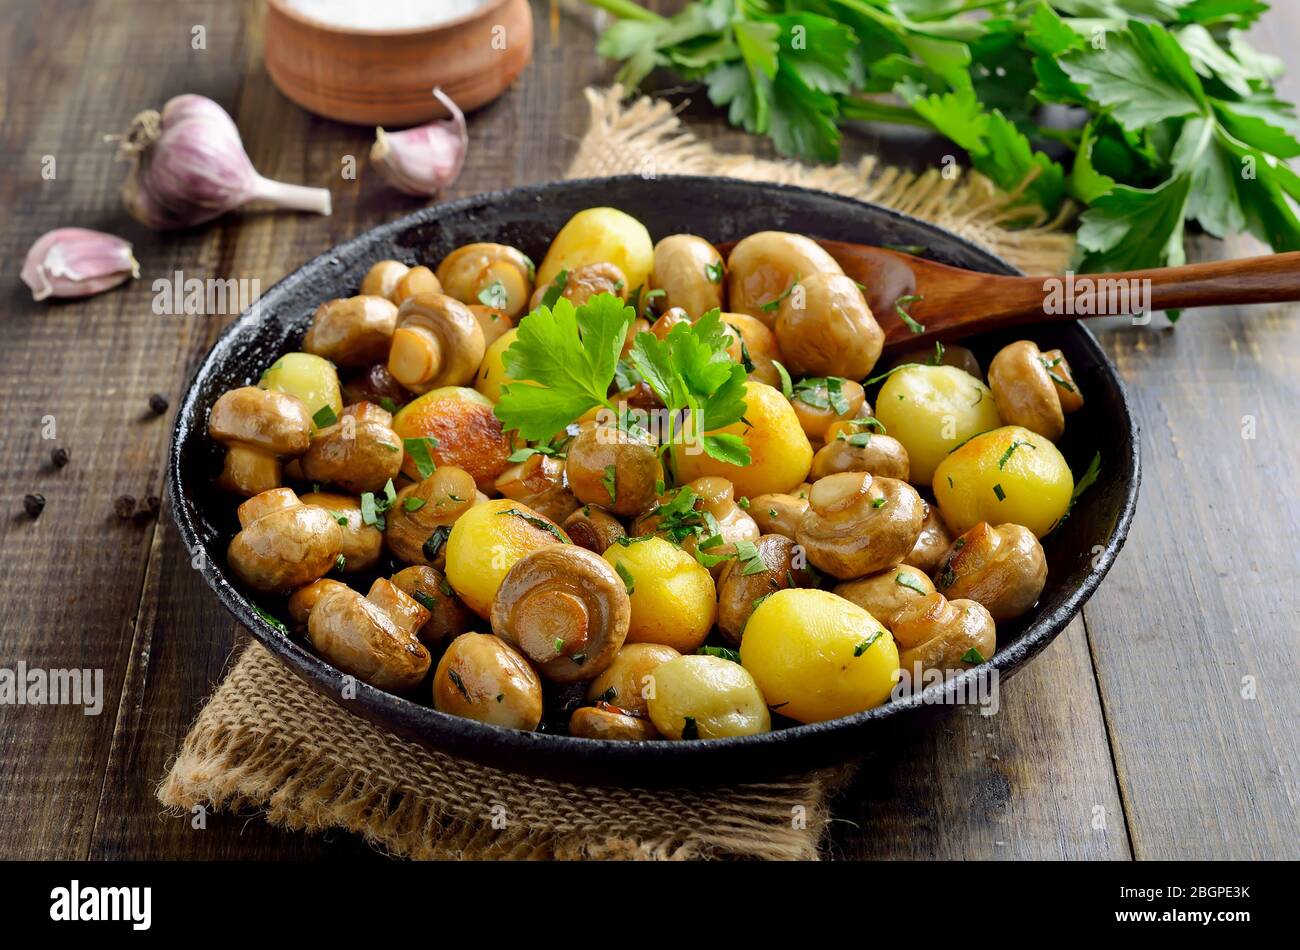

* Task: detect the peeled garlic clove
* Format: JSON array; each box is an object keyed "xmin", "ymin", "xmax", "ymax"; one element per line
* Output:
[
  {"xmin": 21, "ymin": 228, "xmax": 140, "ymax": 302},
  {"xmin": 370, "ymin": 88, "xmax": 468, "ymax": 198},
  {"xmin": 112, "ymin": 94, "xmax": 331, "ymax": 230}
]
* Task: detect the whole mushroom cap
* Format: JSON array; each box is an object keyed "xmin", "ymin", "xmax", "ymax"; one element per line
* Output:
[
  {"xmin": 892, "ymin": 592, "xmax": 996, "ymax": 678},
  {"xmin": 988, "ymin": 340, "xmax": 1067, "ymax": 442},
  {"xmin": 433, "ymin": 633, "xmax": 543, "ymax": 731},
  {"xmin": 227, "ymin": 488, "xmax": 342, "ymax": 594},
  {"xmin": 208, "ymin": 386, "xmax": 312, "ymax": 457},
  {"xmin": 307, "ymin": 580, "xmax": 431, "ymax": 692},
  {"xmin": 300, "ymin": 401, "xmax": 404, "ymax": 495},
  {"xmin": 933, "ymin": 521, "xmax": 1047, "ymax": 622},
  {"xmin": 491, "ymin": 545, "xmax": 631, "ymax": 682},
  {"xmin": 303, "ymin": 295, "xmax": 399, "ymax": 367},
  {"xmin": 388, "ymin": 292, "xmax": 486, "ymax": 393},
  {"xmin": 796, "ymin": 472, "xmax": 925, "ymax": 579}
]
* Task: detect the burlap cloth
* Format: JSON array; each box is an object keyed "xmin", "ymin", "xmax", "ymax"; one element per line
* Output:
[{"xmin": 157, "ymin": 87, "xmax": 1074, "ymax": 861}]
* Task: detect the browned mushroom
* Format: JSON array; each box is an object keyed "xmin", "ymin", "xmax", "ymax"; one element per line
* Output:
[
  {"xmin": 386, "ymin": 293, "xmax": 486, "ymax": 393},
  {"xmin": 586, "ymin": 642, "xmax": 681, "ymax": 716},
  {"xmin": 529, "ymin": 261, "xmax": 629, "ymax": 312},
  {"xmin": 490, "ymin": 546, "xmax": 631, "ymax": 682},
  {"xmin": 360, "ymin": 259, "xmax": 411, "ymax": 300},
  {"xmin": 796, "ymin": 471, "xmax": 925, "ymax": 579},
  {"xmin": 299, "ymin": 401, "xmax": 404, "ymax": 494},
  {"xmin": 208, "ymin": 386, "xmax": 312, "ymax": 496},
  {"xmin": 569, "ymin": 702, "xmax": 660, "ymax": 740},
  {"xmin": 790, "ymin": 378, "xmax": 867, "ymax": 444},
  {"xmin": 725, "ymin": 231, "xmax": 844, "ymax": 323},
  {"xmin": 649, "ymin": 306, "xmax": 691, "ymax": 341},
  {"xmin": 721, "ymin": 312, "xmax": 784, "ymax": 388},
  {"xmin": 287, "ymin": 578, "xmax": 348, "ymax": 629},
  {"xmin": 390, "ymin": 564, "xmax": 475, "ymax": 647},
  {"xmin": 386, "ymin": 465, "xmax": 481, "ymax": 568},
  {"xmin": 562, "ymin": 504, "xmax": 626, "ymax": 554},
  {"xmin": 494, "ymin": 452, "xmax": 580, "ymax": 524},
  {"xmin": 834, "ymin": 565, "xmax": 936, "ymax": 627},
  {"xmin": 987, "ymin": 340, "xmax": 1083, "ymax": 442},
  {"xmin": 933, "ymin": 522, "xmax": 1047, "ymax": 622},
  {"xmin": 775, "ymin": 272, "xmax": 884, "ymax": 380},
  {"xmin": 716, "ymin": 534, "xmax": 811, "ymax": 644},
  {"xmin": 903, "ymin": 501, "xmax": 953, "ymax": 575},
  {"xmin": 227, "ymin": 488, "xmax": 342, "ymax": 594},
  {"xmin": 750, "ymin": 492, "xmax": 809, "ymax": 539},
  {"xmin": 390, "ymin": 265, "xmax": 442, "ymax": 306},
  {"xmin": 308, "ymin": 578, "xmax": 431, "ymax": 691},
  {"xmin": 340, "ymin": 362, "xmax": 412, "ymax": 411},
  {"xmin": 299, "ymin": 491, "xmax": 383, "ymax": 573},
  {"xmin": 891, "ymin": 592, "xmax": 996, "ymax": 678},
  {"xmin": 433, "ymin": 632, "xmax": 543, "ymax": 731},
  {"xmin": 650, "ymin": 234, "xmax": 725, "ymax": 317},
  {"xmin": 303, "ymin": 295, "xmax": 399, "ymax": 367},
  {"xmin": 631, "ymin": 477, "xmax": 759, "ymax": 569},
  {"xmin": 810, "ymin": 418, "xmax": 910, "ymax": 481},
  {"xmin": 435, "ymin": 242, "xmax": 535, "ymax": 319},
  {"xmin": 563, "ymin": 423, "xmax": 663, "ymax": 517}
]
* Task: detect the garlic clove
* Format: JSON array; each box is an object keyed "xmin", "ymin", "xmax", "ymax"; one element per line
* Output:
[
  {"xmin": 21, "ymin": 228, "xmax": 140, "ymax": 302},
  {"xmin": 370, "ymin": 88, "xmax": 468, "ymax": 198},
  {"xmin": 111, "ymin": 94, "xmax": 332, "ymax": 230}
]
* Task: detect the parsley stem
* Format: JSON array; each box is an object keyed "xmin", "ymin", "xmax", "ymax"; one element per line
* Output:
[
  {"xmin": 841, "ymin": 95, "xmax": 933, "ymax": 130},
  {"xmin": 581, "ymin": 0, "xmax": 666, "ymax": 24}
]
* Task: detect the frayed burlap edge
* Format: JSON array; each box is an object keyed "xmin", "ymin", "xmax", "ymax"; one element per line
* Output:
[
  {"xmin": 568, "ymin": 86, "xmax": 1075, "ymax": 275},
  {"xmin": 158, "ymin": 643, "xmax": 854, "ymax": 860}
]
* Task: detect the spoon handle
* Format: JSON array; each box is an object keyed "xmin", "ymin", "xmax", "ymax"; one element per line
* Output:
[{"xmin": 1107, "ymin": 251, "xmax": 1300, "ymax": 312}]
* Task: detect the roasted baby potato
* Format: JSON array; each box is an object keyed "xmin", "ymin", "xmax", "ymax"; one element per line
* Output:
[
  {"xmin": 646, "ymin": 654, "xmax": 771, "ymax": 739},
  {"xmin": 671, "ymin": 381, "xmax": 812, "ymax": 498},
  {"xmin": 740, "ymin": 589, "xmax": 900, "ymax": 723},
  {"xmin": 874, "ymin": 364, "xmax": 1002, "ymax": 487},
  {"xmin": 391, "ymin": 386, "xmax": 511, "ymax": 492},
  {"xmin": 931, "ymin": 425, "xmax": 1073, "ymax": 538},
  {"xmin": 603, "ymin": 536, "xmax": 716, "ymax": 653},
  {"xmin": 536, "ymin": 207, "xmax": 654, "ymax": 292},
  {"xmin": 259, "ymin": 352, "xmax": 343, "ymax": 433}
]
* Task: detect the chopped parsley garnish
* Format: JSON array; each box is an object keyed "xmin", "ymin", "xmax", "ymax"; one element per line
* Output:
[
  {"xmin": 883, "ymin": 243, "xmax": 926, "ymax": 256},
  {"xmin": 793, "ymin": 376, "xmax": 850, "ymax": 415},
  {"xmin": 312, "ymin": 404, "xmax": 338, "ymax": 429},
  {"xmin": 772, "ymin": 359, "xmax": 793, "ymax": 399},
  {"xmin": 854, "ymin": 629, "xmax": 885, "ymax": 657},
  {"xmin": 895, "ymin": 572, "xmax": 929, "ymax": 596},
  {"xmin": 894, "ymin": 294, "xmax": 925, "ymax": 334},
  {"xmin": 929, "ymin": 341, "xmax": 946, "ymax": 366},
  {"xmin": 553, "ymin": 637, "xmax": 565, "ymax": 654},
  {"xmin": 1040, "ymin": 356, "xmax": 1077, "ymax": 392},
  {"xmin": 1047, "ymin": 452, "xmax": 1103, "ymax": 534},
  {"xmin": 360, "ymin": 479, "xmax": 398, "ymax": 529},
  {"xmin": 615, "ymin": 561, "xmax": 635, "ymax": 594},
  {"xmin": 705, "ymin": 260, "xmax": 724, "ymax": 283},
  {"xmin": 378, "ymin": 397, "xmax": 399, "ymax": 414},
  {"xmin": 253, "ymin": 604, "xmax": 289, "ymax": 636},
  {"xmin": 477, "ymin": 280, "xmax": 509, "ymax": 309},
  {"xmin": 997, "ymin": 439, "xmax": 1036, "ymax": 470},
  {"xmin": 403, "ymin": 436, "xmax": 439, "ymax": 479},
  {"xmin": 698, "ymin": 645, "xmax": 741, "ymax": 663},
  {"xmin": 447, "ymin": 668, "xmax": 472, "ymax": 701},
  {"xmin": 871, "ymin": 497, "xmax": 887, "ymax": 509},
  {"xmin": 594, "ymin": 686, "xmax": 617, "ymax": 704},
  {"xmin": 540, "ymin": 269, "xmax": 568, "ymax": 309},
  {"xmin": 737, "ymin": 496, "xmax": 750, "ymax": 510},
  {"xmin": 334, "ymin": 554, "xmax": 346, "ymax": 572},
  {"xmin": 733, "ymin": 539, "xmax": 767, "ymax": 576},
  {"xmin": 412, "ymin": 590, "xmax": 437, "ymax": 611},
  {"xmin": 422, "ymin": 525, "xmax": 452, "ymax": 562},
  {"xmin": 993, "ymin": 484, "xmax": 1006, "ymax": 502},
  {"xmin": 403, "ymin": 497, "xmax": 427, "ymax": 512},
  {"xmin": 498, "ymin": 508, "xmax": 568, "ymax": 543},
  {"xmin": 602, "ymin": 464, "xmax": 617, "ymax": 504},
  {"xmin": 961, "ymin": 647, "xmax": 986, "ymax": 665},
  {"xmin": 378, "ymin": 441, "xmax": 400, "ymax": 452},
  {"xmin": 759, "ymin": 278, "xmax": 799, "ymax": 313}
]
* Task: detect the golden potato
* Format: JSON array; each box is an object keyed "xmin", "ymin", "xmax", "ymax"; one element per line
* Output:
[
  {"xmin": 536, "ymin": 207, "xmax": 654, "ymax": 293},
  {"xmin": 474, "ymin": 327, "xmax": 523, "ymax": 404},
  {"xmin": 392, "ymin": 385, "xmax": 511, "ymax": 491},
  {"xmin": 444, "ymin": 499, "xmax": 570, "ymax": 617},
  {"xmin": 932, "ymin": 425, "xmax": 1074, "ymax": 538},
  {"xmin": 671, "ymin": 381, "xmax": 812, "ymax": 497},
  {"xmin": 602, "ymin": 537, "xmax": 716, "ymax": 653},
  {"xmin": 259, "ymin": 352, "xmax": 342, "ymax": 432},
  {"xmin": 646, "ymin": 654, "xmax": 771, "ymax": 739},
  {"xmin": 874, "ymin": 364, "xmax": 1002, "ymax": 487},
  {"xmin": 740, "ymin": 589, "xmax": 899, "ymax": 723}
]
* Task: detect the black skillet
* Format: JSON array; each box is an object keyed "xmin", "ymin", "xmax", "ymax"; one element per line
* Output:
[{"xmin": 168, "ymin": 175, "xmax": 1140, "ymax": 785}]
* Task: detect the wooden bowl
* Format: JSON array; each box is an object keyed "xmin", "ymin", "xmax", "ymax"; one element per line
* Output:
[
  {"xmin": 169, "ymin": 176, "xmax": 1140, "ymax": 786},
  {"xmin": 264, "ymin": 0, "xmax": 533, "ymax": 125}
]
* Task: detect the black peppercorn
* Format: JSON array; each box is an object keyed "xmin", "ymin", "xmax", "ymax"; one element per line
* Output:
[
  {"xmin": 148, "ymin": 393, "xmax": 169, "ymax": 415},
  {"xmin": 51, "ymin": 447, "xmax": 70, "ymax": 468},
  {"xmin": 146, "ymin": 495, "xmax": 161, "ymax": 512},
  {"xmin": 23, "ymin": 493, "xmax": 45, "ymax": 518},
  {"xmin": 114, "ymin": 494, "xmax": 136, "ymax": 519}
]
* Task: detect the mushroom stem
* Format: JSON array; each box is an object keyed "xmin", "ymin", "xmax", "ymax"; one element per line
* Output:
[
  {"xmin": 388, "ymin": 325, "xmax": 443, "ymax": 389},
  {"xmin": 217, "ymin": 444, "xmax": 282, "ymax": 497},
  {"xmin": 512, "ymin": 588, "xmax": 591, "ymax": 662},
  {"xmin": 809, "ymin": 471, "xmax": 869, "ymax": 512}
]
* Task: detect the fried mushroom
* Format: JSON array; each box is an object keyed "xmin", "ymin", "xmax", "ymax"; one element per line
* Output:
[
  {"xmin": 299, "ymin": 401, "xmax": 404, "ymax": 494},
  {"xmin": 933, "ymin": 522, "xmax": 1047, "ymax": 622},
  {"xmin": 208, "ymin": 386, "xmax": 312, "ymax": 497},
  {"xmin": 303, "ymin": 295, "xmax": 398, "ymax": 367},
  {"xmin": 307, "ymin": 578, "xmax": 432, "ymax": 691},
  {"xmin": 891, "ymin": 592, "xmax": 996, "ymax": 678},
  {"xmin": 227, "ymin": 488, "xmax": 342, "ymax": 594},
  {"xmin": 433, "ymin": 633, "xmax": 543, "ymax": 731},
  {"xmin": 386, "ymin": 293, "xmax": 486, "ymax": 393},
  {"xmin": 796, "ymin": 472, "xmax": 925, "ymax": 579}
]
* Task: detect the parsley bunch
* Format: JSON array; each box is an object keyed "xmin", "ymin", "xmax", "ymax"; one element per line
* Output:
[{"xmin": 586, "ymin": 0, "xmax": 1299, "ymax": 271}]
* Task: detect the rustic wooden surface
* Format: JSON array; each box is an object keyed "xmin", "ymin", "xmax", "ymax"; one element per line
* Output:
[{"xmin": 0, "ymin": 0, "xmax": 1296, "ymax": 861}]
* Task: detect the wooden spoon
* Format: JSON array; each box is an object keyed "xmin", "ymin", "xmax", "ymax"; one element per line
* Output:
[{"xmin": 716, "ymin": 239, "xmax": 1300, "ymax": 350}]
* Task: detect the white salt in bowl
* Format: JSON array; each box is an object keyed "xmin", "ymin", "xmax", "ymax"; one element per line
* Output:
[{"xmin": 264, "ymin": 0, "xmax": 534, "ymax": 126}]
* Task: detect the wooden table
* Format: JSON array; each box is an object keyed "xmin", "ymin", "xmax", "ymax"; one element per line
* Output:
[{"xmin": 1, "ymin": 0, "xmax": 1296, "ymax": 861}]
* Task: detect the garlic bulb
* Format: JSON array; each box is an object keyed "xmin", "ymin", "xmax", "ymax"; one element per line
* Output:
[
  {"xmin": 21, "ymin": 228, "xmax": 140, "ymax": 301},
  {"xmin": 370, "ymin": 88, "xmax": 468, "ymax": 198},
  {"xmin": 111, "ymin": 94, "xmax": 332, "ymax": 229}
]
